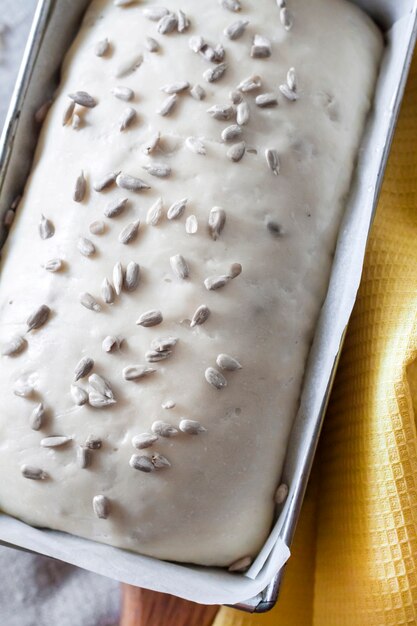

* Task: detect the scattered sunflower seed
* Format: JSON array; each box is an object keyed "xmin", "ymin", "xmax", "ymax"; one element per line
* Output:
[
  {"xmin": 68, "ymin": 91, "xmax": 97, "ymax": 108},
  {"xmin": 207, "ymin": 104, "xmax": 234, "ymax": 121},
  {"xmin": 228, "ymin": 556, "xmax": 252, "ymax": 573},
  {"xmin": 190, "ymin": 304, "xmax": 210, "ymax": 328},
  {"xmin": 229, "ymin": 262, "xmax": 242, "ymax": 278},
  {"xmin": 79, "ymin": 292, "xmax": 101, "ymax": 312},
  {"xmin": 142, "ymin": 163, "xmax": 171, "ymax": 178},
  {"xmin": 255, "ymin": 93, "xmax": 278, "ymax": 107},
  {"xmin": 204, "ymin": 275, "xmax": 231, "ymax": 291},
  {"xmin": 77, "ymin": 237, "xmax": 95, "ymax": 257},
  {"xmin": 265, "ymin": 149, "xmax": 280, "ymax": 175},
  {"xmin": 14, "ymin": 377, "xmax": 34, "ymax": 398},
  {"xmin": 44, "ymin": 258, "xmax": 63, "ymax": 272},
  {"xmin": 125, "ymin": 261, "xmax": 140, "ymax": 291},
  {"xmin": 185, "ymin": 136, "xmax": 206, "ymax": 155},
  {"xmin": 89, "ymin": 391, "xmax": 116, "ymax": 408},
  {"xmin": 151, "ymin": 421, "xmax": 178, "ymax": 437},
  {"xmin": 102, "ymin": 335, "xmax": 122, "ymax": 353},
  {"xmin": 123, "ymin": 365, "xmax": 156, "ymax": 381},
  {"xmin": 39, "ymin": 214, "xmax": 54, "ymax": 240},
  {"xmin": 89, "ymin": 373, "xmax": 115, "ymax": 400},
  {"xmin": 227, "ymin": 141, "xmax": 246, "ymax": 162},
  {"xmin": 146, "ymin": 197, "xmax": 164, "ymax": 226},
  {"xmin": 161, "ymin": 81, "xmax": 190, "ymax": 94},
  {"xmin": 225, "ymin": 19, "xmax": 249, "ymax": 40},
  {"xmin": 237, "ymin": 74, "xmax": 262, "ymax": 93},
  {"xmin": 132, "ymin": 433, "xmax": 158, "ymax": 449},
  {"xmin": 1, "ymin": 335, "xmax": 27, "ymax": 357},
  {"xmin": 146, "ymin": 349, "xmax": 172, "ymax": 362},
  {"xmin": 151, "ymin": 336, "xmax": 178, "ymax": 352},
  {"xmin": 275, "ymin": 483, "xmax": 289, "ymax": 504},
  {"xmin": 214, "ymin": 44, "xmax": 225, "ymax": 63},
  {"xmin": 158, "ymin": 93, "xmax": 178, "ymax": 116},
  {"xmin": 179, "ymin": 419, "xmax": 207, "ymax": 435},
  {"xmin": 143, "ymin": 131, "xmax": 161, "ymax": 155},
  {"xmin": 177, "ymin": 9, "xmax": 189, "ymax": 31},
  {"xmin": 77, "ymin": 445, "xmax": 92, "ymax": 469},
  {"xmin": 145, "ymin": 36, "xmax": 160, "ymax": 52},
  {"xmin": 208, "ymin": 207, "xmax": 226, "ymax": 240},
  {"xmin": 219, "ymin": 0, "xmax": 241, "ymax": 11},
  {"xmin": 221, "ymin": 124, "xmax": 242, "ymax": 142},
  {"xmin": 93, "ymin": 495, "xmax": 109, "ymax": 519},
  {"xmin": 95, "ymin": 38, "xmax": 110, "ymax": 57},
  {"xmin": 71, "ymin": 384, "xmax": 88, "ymax": 406},
  {"xmin": 74, "ymin": 356, "xmax": 94, "ymax": 381},
  {"xmin": 27, "ymin": 304, "xmax": 50, "ymax": 331},
  {"xmin": 29, "ymin": 403, "xmax": 45, "ymax": 430},
  {"xmin": 287, "ymin": 67, "xmax": 297, "ymax": 91},
  {"xmin": 216, "ymin": 353, "xmax": 242, "ymax": 371},
  {"xmin": 158, "ymin": 12, "xmax": 178, "ymax": 34},
  {"xmin": 129, "ymin": 454, "xmax": 155, "ymax": 472},
  {"xmin": 113, "ymin": 262, "xmax": 124, "ymax": 295},
  {"xmin": 93, "ymin": 170, "xmax": 120, "ymax": 192},
  {"xmin": 40, "ymin": 436, "xmax": 71, "ymax": 448},
  {"xmin": 116, "ymin": 173, "xmax": 150, "ymax": 191},
  {"xmin": 143, "ymin": 6, "xmax": 169, "ymax": 20},
  {"xmin": 112, "ymin": 85, "xmax": 134, "ymax": 101},
  {"xmin": 170, "ymin": 254, "xmax": 189, "ymax": 279},
  {"xmin": 279, "ymin": 83, "xmax": 299, "ymax": 101},
  {"xmin": 21, "ymin": 465, "xmax": 48, "ymax": 481},
  {"xmin": 205, "ymin": 367, "xmax": 227, "ymax": 390},
  {"xmin": 230, "ymin": 90, "xmax": 243, "ymax": 105},
  {"xmin": 189, "ymin": 35, "xmax": 205, "ymax": 53},
  {"xmin": 119, "ymin": 220, "xmax": 140, "ymax": 244},
  {"xmin": 102, "ymin": 278, "xmax": 115, "ymax": 304},
  {"xmin": 162, "ymin": 400, "xmax": 176, "ymax": 409},
  {"xmin": 203, "ymin": 63, "xmax": 227, "ymax": 83},
  {"xmin": 136, "ymin": 310, "xmax": 163, "ymax": 327},
  {"xmin": 119, "ymin": 106, "xmax": 137, "ymax": 131},
  {"xmin": 116, "ymin": 53, "xmax": 143, "ymax": 78},
  {"xmin": 190, "ymin": 84, "xmax": 206, "ymax": 100},
  {"xmin": 251, "ymin": 34, "xmax": 272, "ymax": 58},
  {"xmin": 152, "ymin": 453, "xmax": 171, "ymax": 469},
  {"xmin": 104, "ymin": 197, "xmax": 128, "ymax": 219},
  {"xmin": 185, "ymin": 214, "xmax": 198, "ymax": 234},
  {"xmin": 280, "ymin": 7, "xmax": 293, "ymax": 30},
  {"xmin": 199, "ymin": 44, "xmax": 217, "ymax": 63},
  {"xmin": 62, "ymin": 100, "xmax": 75, "ymax": 125},
  {"xmin": 73, "ymin": 171, "xmax": 87, "ymax": 202},
  {"xmin": 72, "ymin": 114, "xmax": 82, "ymax": 130},
  {"xmin": 236, "ymin": 101, "xmax": 250, "ymax": 125},
  {"xmin": 86, "ymin": 435, "xmax": 102, "ymax": 450},
  {"xmin": 167, "ymin": 198, "xmax": 187, "ymax": 220}
]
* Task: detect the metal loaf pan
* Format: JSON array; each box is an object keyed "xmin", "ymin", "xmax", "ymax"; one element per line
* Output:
[{"xmin": 0, "ymin": 0, "xmax": 416, "ymax": 614}]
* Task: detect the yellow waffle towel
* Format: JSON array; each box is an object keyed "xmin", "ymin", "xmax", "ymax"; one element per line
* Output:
[{"xmin": 213, "ymin": 50, "xmax": 417, "ymax": 626}]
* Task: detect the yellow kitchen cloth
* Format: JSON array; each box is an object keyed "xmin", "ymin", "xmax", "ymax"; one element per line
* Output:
[{"xmin": 213, "ymin": 49, "xmax": 417, "ymax": 626}]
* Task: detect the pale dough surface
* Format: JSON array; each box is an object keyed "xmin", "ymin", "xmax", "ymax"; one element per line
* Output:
[{"xmin": 0, "ymin": 0, "xmax": 382, "ymax": 566}]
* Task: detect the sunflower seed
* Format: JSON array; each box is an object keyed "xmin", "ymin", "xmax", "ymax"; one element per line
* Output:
[
  {"xmin": 207, "ymin": 105, "xmax": 234, "ymax": 121},
  {"xmin": 251, "ymin": 34, "xmax": 272, "ymax": 58},
  {"xmin": 227, "ymin": 141, "xmax": 246, "ymax": 162},
  {"xmin": 129, "ymin": 454, "xmax": 155, "ymax": 472},
  {"xmin": 224, "ymin": 19, "xmax": 249, "ymax": 40},
  {"xmin": 95, "ymin": 38, "xmax": 109, "ymax": 57},
  {"xmin": 205, "ymin": 367, "xmax": 227, "ymax": 390},
  {"xmin": 112, "ymin": 85, "xmax": 134, "ymax": 101},
  {"xmin": 276, "ymin": 0, "xmax": 287, "ymax": 6},
  {"xmin": 190, "ymin": 84, "xmax": 206, "ymax": 100},
  {"xmin": 287, "ymin": 67, "xmax": 297, "ymax": 91},
  {"xmin": 89, "ymin": 391, "xmax": 116, "ymax": 408},
  {"xmin": 93, "ymin": 495, "xmax": 109, "ymax": 519},
  {"xmin": 177, "ymin": 9, "xmax": 189, "ymax": 32},
  {"xmin": 74, "ymin": 356, "xmax": 94, "ymax": 381},
  {"xmin": 80, "ymin": 292, "xmax": 101, "ymax": 312},
  {"xmin": 62, "ymin": 100, "xmax": 75, "ymax": 125},
  {"xmin": 189, "ymin": 35, "xmax": 205, "ymax": 53},
  {"xmin": 1, "ymin": 335, "xmax": 26, "ymax": 357},
  {"xmin": 123, "ymin": 365, "xmax": 156, "ymax": 381},
  {"xmin": 77, "ymin": 445, "xmax": 92, "ymax": 469},
  {"xmin": 143, "ymin": 6, "xmax": 169, "ymax": 20},
  {"xmin": 113, "ymin": 262, "xmax": 124, "ymax": 295},
  {"xmin": 185, "ymin": 214, "xmax": 198, "ymax": 234},
  {"xmin": 93, "ymin": 170, "xmax": 120, "ymax": 191},
  {"xmin": 119, "ymin": 220, "xmax": 140, "ymax": 244},
  {"xmin": 280, "ymin": 7, "xmax": 293, "ymax": 30},
  {"xmin": 39, "ymin": 214, "xmax": 54, "ymax": 240},
  {"xmin": 146, "ymin": 197, "xmax": 164, "ymax": 225},
  {"xmin": 219, "ymin": 0, "xmax": 241, "ymax": 11},
  {"xmin": 145, "ymin": 36, "xmax": 160, "ymax": 53},
  {"xmin": 136, "ymin": 310, "xmax": 163, "ymax": 327},
  {"xmin": 162, "ymin": 400, "xmax": 176, "ymax": 409},
  {"xmin": 102, "ymin": 278, "xmax": 115, "ymax": 304},
  {"xmin": 275, "ymin": 483, "xmax": 289, "ymax": 504},
  {"xmin": 185, "ymin": 137, "xmax": 206, "ymax": 156},
  {"xmin": 203, "ymin": 63, "xmax": 227, "ymax": 83},
  {"xmin": 208, "ymin": 207, "xmax": 226, "ymax": 240},
  {"xmin": 86, "ymin": 435, "xmax": 102, "ymax": 450},
  {"xmin": 29, "ymin": 403, "xmax": 45, "ymax": 430},
  {"xmin": 68, "ymin": 91, "xmax": 97, "ymax": 108},
  {"xmin": 119, "ymin": 106, "xmax": 137, "ymax": 131},
  {"xmin": 116, "ymin": 54, "xmax": 143, "ymax": 78},
  {"xmin": 152, "ymin": 453, "xmax": 171, "ymax": 469},
  {"xmin": 117, "ymin": 173, "xmax": 150, "ymax": 192},
  {"xmin": 142, "ymin": 163, "xmax": 171, "ymax": 178},
  {"xmin": 256, "ymin": 93, "xmax": 278, "ymax": 107},
  {"xmin": 89, "ymin": 373, "xmax": 115, "ymax": 400},
  {"xmin": 279, "ymin": 83, "xmax": 299, "ymax": 101},
  {"xmin": 143, "ymin": 131, "xmax": 161, "ymax": 155},
  {"xmin": 21, "ymin": 465, "xmax": 48, "ymax": 481},
  {"xmin": 229, "ymin": 262, "xmax": 242, "ymax": 278},
  {"xmin": 158, "ymin": 93, "xmax": 178, "ymax": 116},
  {"xmin": 72, "ymin": 114, "xmax": 82, "ymax": 130},
  {"xmin": 238, "ymin": 75, "xmax": 261, "ymax": 94},
  {"xmin": 27, "ymin": 304, "xmax": 50, "ymax": 331},
  {"xmin": 167, "ymin": 198, "xmax": 187, "ymax": 220},
  {"xmin": 216, "ymin": 353, "xmax": 242, "ymax": 371},
  {"xmin": 261, "ymin": 151, "xmax": 280, "ymax": 179},
  {"xmin": 204, "ymin": 275, "xmax": 231, "ymax": 290},
  {"xmin": 228, "ymin": 556, "xmax": 252, "ymax": 573},
  {"xmin": 14, "ymin": 377, "xmax": 34, "ymax": 398},
  {"xmin": 158, "ymin": 12, "xmax": 178, "ymax": 34},
  {"xmin": 145, "ymin": 349, "xmax": 172, "ymax": 362},
  {"xmin": 221, "ymin": 124, "xmax": 242, "ymax": 142},
  {"xmin": 77, "ymin": 237, "xmax": 95, "ymax": 257},
  {"xmin": 199, "ymin": 44, "xmax": 216, "ymax": 63},
  {"xmin": 151, "ymin": 336, "xmax": 178, "ymax": 352},
  {"xmin": 213, "ymin": 44, "xmax": 225, "ymax": 62},
  {"xmin": 103, "ymin": 197, "xmax": 127, "ymax": 219},
  {"xmin": 44, "ymin": 258, "xmax": 63, "ymax": 272},
  {"xmin": 102, "ymin": 335, "xmax": 122, "ymax": 353},
  {"xmin": 71, "ymin": 384, "xmax": 88, "ymax": 406},
  {"xmin": 161, "ymin": 81, "xmax": 190, "ymax": 94},
  {"xmin": 151, "ymin": 421, "xmax": 178, "ymax": 437},
  {"xmin": 179, "ymin": 419, "xmax": 207, "ymax": 435},
  {"xmin": 170, "ymin": 254, "xmax": 189, "ymax": 279},
  {"xmin": 40, "ymin": 436, "xmax": 71, "ymax": 448},
  {"xmin": 132, "ymin": 433, "xmax": 159, "ymax": 449},
  {"xmin": 190, "ymin": 304, "xmax": 210, "ymax": 327},
  {"xmin": 73, "ymin": 171, "xmax": 87, "ymax": 202},
  {"xmin": 125, "ymin": 261, "xmax": 140, "ymax": 291},
  {"xmin": 235, "ymin": 103, "xmax": 250, "ymax": 127}
]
